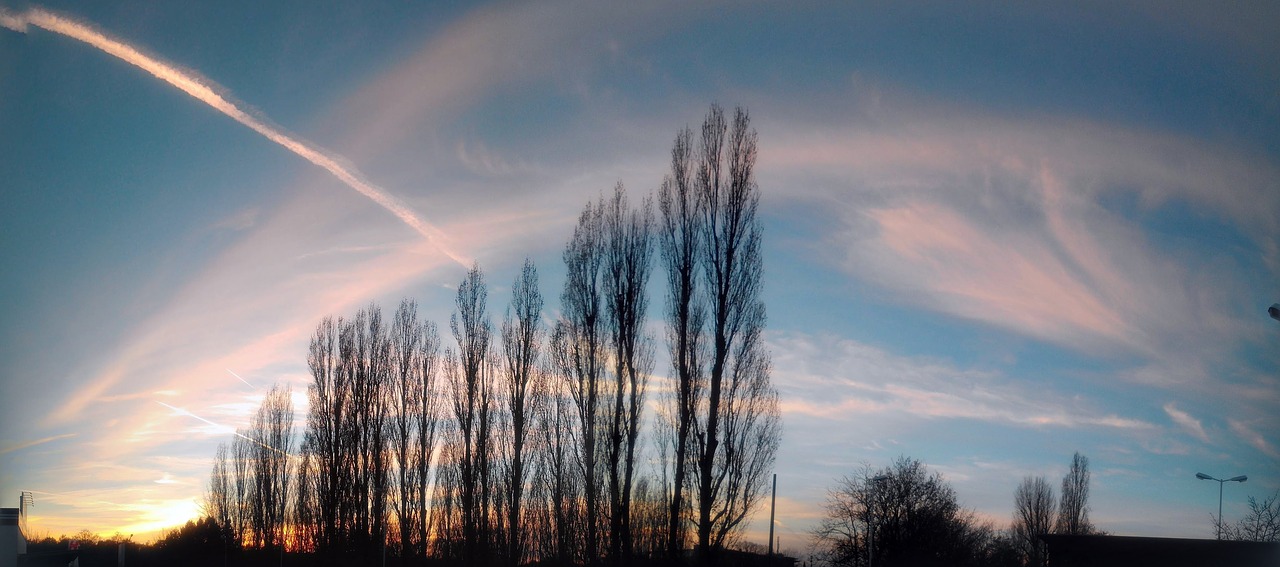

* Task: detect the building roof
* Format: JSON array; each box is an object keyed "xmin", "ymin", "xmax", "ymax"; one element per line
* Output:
[{"xmin": 1040, "ymin": 534, "xmax": 1280, "ymax": 567}]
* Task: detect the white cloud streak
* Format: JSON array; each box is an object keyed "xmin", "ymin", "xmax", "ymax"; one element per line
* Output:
[
  {"xmin": 1162, "ymin": 402, "xmax": 1209, "ymax": 443},
  {"xmin": 1, "ymin": 5, "xmax": 468, "ymax": 267},
  {"xmin": 0, "ymin": 433, "xmax": 76, "ymax": 455},
  {"xmin": 1228, "ymin": 418, "xmax": 1276, "ymax": 458},
  {"xmin": 771, "ymin": 331, "xmax": 1154, "ymax": 431}
]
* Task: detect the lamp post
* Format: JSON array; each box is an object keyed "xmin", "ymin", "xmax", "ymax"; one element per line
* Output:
[{"xmin": 1196, "ymin": 472, "xmax": 1247, "ymax": 539}]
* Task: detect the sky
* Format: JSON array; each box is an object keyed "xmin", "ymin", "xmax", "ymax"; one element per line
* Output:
[{"xmin": 1, "ymin": 0, "xmax": 1278, "ymax": 548}]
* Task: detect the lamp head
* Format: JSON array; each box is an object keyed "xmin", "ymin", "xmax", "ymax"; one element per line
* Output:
[
  {"xmin": 1269, "ymin": 303, "xmax": 1280, "ymax": 322},
  {"xmin": 1196, "ymin": 472, "xmax": 1213, "ymax": 480},
  {"xmin": 1228, "ymin": 475, "xmax": 1248, "ymax": 482}
]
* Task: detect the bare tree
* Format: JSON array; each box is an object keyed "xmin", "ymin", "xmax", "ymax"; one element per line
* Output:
[
  {"xmin": 1220, "ymin": 490, "xmax": 1280, "ymax": 542},
  {"xmin": 499, "ymin": 260, "xmax": 547, "ymax": 566},
  {"xmin": 601, "ymin": 184, "xmax": 656, "ymax": 564},
  {"xmin": 445, "ymin": 263, "xmax": 497, "ymax": 565},
  {"xmin": 302, "ymin": 308, "xmax": 393, "ymax": 560},
  {"xmin": 1053, "ymin": 452, "xmax": 1093, "ymax": 535},
  {"xmin": 248, "ymin": 384, "xmax": 294, "ymax": 549},
  {"xmin": 657, "ymin": 104, "xmax": 780, "ymax": 564},
  {"xmin": 389, "ymin": 299, "xmax": 420, "ymax": 558},
  {"xmin": 555, "ymin": 199, "xmax": 609, "ymax": 566},
  {"xmin": 692, "ymin": 104, "xmax": 778, "ymax": 563},
  {"xmin": 630, "ymin": 474, "xmax": 668, "ymax": 561},
  {"xmin": 412, "ymin": 320, "xmax": 442, "ymax": 558},
  {"xmin": 812, "ymin": 458, "xmax": 995, "ymax": 567},
  {"xmin": 537, "ymin": 352, "xmax": 582, "ymax": 566},
  {"xmin": 1013, "ymin": 476, "xmax": 1056, "ymax": 567},
  {"xmin": 304, "ymin": 315, "xmax": 348, "ymax": 553},
  {"xmin": 349, "ymin": 305, "xmax": 393, "ymax": 558},
  {"xmin": 204, "ymin": 443, "xmax": 234, "ymax": 546},
  {"xmin": 293, "ymin": 440, "xmax": 319, "ymax": 552},
  {"xmin": 231, "ymin": 427, "xmax": 253, "ymax": 548},
  {"xmin": 198, "ymin": 103, "xmax": 787, "ymax": 566},
  {"xmin": 658, "ymin": 119, "xmax": 705, "ymax": 561},
  {"xmin": 389, "ymin": 298, "xmax": 441, "ymax": 560},
  {"xmin": 704, "ymin": 333, "xmax": 779, "ymax": 549}
]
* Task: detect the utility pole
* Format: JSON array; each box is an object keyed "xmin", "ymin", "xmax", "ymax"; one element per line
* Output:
[{"xmin": 767, "ymin": 473, "xmax": 777, "ymax": 556}]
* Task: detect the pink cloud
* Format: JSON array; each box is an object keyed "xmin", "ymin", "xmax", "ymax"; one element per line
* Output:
[
  {"xmin": 757, "ymin": 86, "xmax": 1275, "ymax": 364},
  {"xmin": 867, "ymin": 199, "xmax": 1138, "ymax": 352}
]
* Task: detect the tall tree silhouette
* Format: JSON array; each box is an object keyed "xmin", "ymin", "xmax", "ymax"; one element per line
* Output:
[
  {"xmin": 351, "ymin": 306, "xmax": 393, "ymax": 558},
  {"xmin": 1053, "ymin": 452, "xmax": 1093, "ymax": 536},
  {"xmin": 444, "ymin": 264, "xmax": 497, "ymax": 564},
  {"xmin": 389, "ymin": 299, "xmax": 441, "ymax": 559},
  {"xmin": 411, "ymin": 318, "xmax": 442, "ymax": 558},
  {"xmin": 602, "ymin": 184, "xmax": 655, "ymax": 564},
  {"xmin": 303, "ymin": 315, "xmax": 345, "ymax": 553},
  {"xmin": 199, "ymin": 102, "xmax": 786, "ymax": 566},
  {"xmin": 658, "ymin": 122, "xmax": 704, "ymax": 560},
  {"xmin": 231, "ymin": 426, "xmax": 252, "ymax": 547},
  {"xmin": 249, "ymin": 384, "xmax": 293, "ymax": 549},
  {"xmin": 499, "ymin": 260, "xmax": 547, "ymax": 566},
  {"xmin": 293, "ymin": 442, "xmax": 318, "ymax": 551},
  {"xmin": 554, "ymin": 199, "xmax": 608, "ymax": 566},
  {"xmin": 302, "ymin": 307, "xmax": 393, "ymax": 560},
  {"xmin": 203, "ymin": 443, "xmax": 235, "ymax": 547},
  {"xmin": 659, "ymin": 104, "xmax": 780, "ymax": 564},
  {"xmin": 538, "ymin": 347, "xmax": 581, "ymax": 565},
  {"xmin": 1013, "ymin": 476, "xmax": 1055, "ymax": 567}
]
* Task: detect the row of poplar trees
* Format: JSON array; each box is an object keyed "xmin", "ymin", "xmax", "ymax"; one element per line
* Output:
[{"xmin": 202, "ymin": 105, "xmax": 782, "ymax": 567}]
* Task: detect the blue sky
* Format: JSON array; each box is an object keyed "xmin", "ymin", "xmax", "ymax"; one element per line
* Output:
[{"xmin": 1, "ymin": 0, "xmax": 1277, "ymax": 547}]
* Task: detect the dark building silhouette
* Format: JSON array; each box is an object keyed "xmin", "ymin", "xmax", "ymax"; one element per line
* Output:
[{"xmin": 1041, "ymin": 534, "xmax": 1280, "ymax": 567}]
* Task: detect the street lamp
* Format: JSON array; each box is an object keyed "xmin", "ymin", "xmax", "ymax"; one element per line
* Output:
[
  {"xmin": 1196, "ymin": 472, "xmax": 1247, "ymax": 539},
  {"xmin": 1269, "ymin": 303, "xmax": 1280, "ymax": 322}
]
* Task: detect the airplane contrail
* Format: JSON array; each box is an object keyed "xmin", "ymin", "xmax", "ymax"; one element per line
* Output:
[
  {"xmin": 155, "ymin": 401, "xmax": 290, "ymax": 457},
  {"xmin": 1, "ymin": 5, "xmax": 468, "ymax": 266},
  {"xmin": 225, "ymin": 368, "xmax": 256, "ymax": 390}
]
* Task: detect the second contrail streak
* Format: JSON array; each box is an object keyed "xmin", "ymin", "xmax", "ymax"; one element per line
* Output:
[{"xmin": 1, "ymin": 6, "xmax": 467, "ymax": 266}]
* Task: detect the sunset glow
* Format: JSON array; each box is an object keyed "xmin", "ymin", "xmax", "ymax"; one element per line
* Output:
[{"xmin": 1, "ymin": 0, "xmax": 1277, "ymax": 551}]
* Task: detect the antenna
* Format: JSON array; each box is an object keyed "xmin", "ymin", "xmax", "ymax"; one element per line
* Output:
[{"xmin": 20, "ymin": 491, "xmax": 33, "ymax": 535}]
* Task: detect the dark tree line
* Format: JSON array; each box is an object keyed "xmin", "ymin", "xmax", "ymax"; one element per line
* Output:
[
  {"xmin": 811, "ymin": 457, "xmax": 1017, "ymax": 567},
  {"xmin": 812, "ymin": 453, "xmax": 1100, "ymax": 567},
  {"xmin": 203, "ymin": 105, "xmax": 781, "ymax": 567}
]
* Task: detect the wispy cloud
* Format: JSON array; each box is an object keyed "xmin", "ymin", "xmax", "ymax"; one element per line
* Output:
[
  {"xmin": 44, "ymin": 192, "xmax": 454, "ymax": 429},
  {"xmin": 1, "ymin": 5, "xmax": 466, "ymax": 266},
  {"xmin": 1162, "ymin": 402, "xmax": 1209, "ymax": 443},
  {"xmin": 759, "ymin": 84, "xmax": 1277, "ymax": 368},
  {"xmin": 0, "ymin": 433, "xmax": 76, "ymax": 456},
  {"xmin": 336, "ymin": 1, "xmax": 678, "ymax": 158},
  {"xmin": 771, "ymin": 331, "xmax": 1153, "ymax": 431},
  {"xmin": 1228, "ymin": 418, "xmax": 1276, "ymax": 458}
]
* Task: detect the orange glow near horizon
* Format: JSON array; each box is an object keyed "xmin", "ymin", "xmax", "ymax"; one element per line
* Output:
[{"xmin": 23, "ymin": 497, "xmax": 200, "ymax": 544}]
